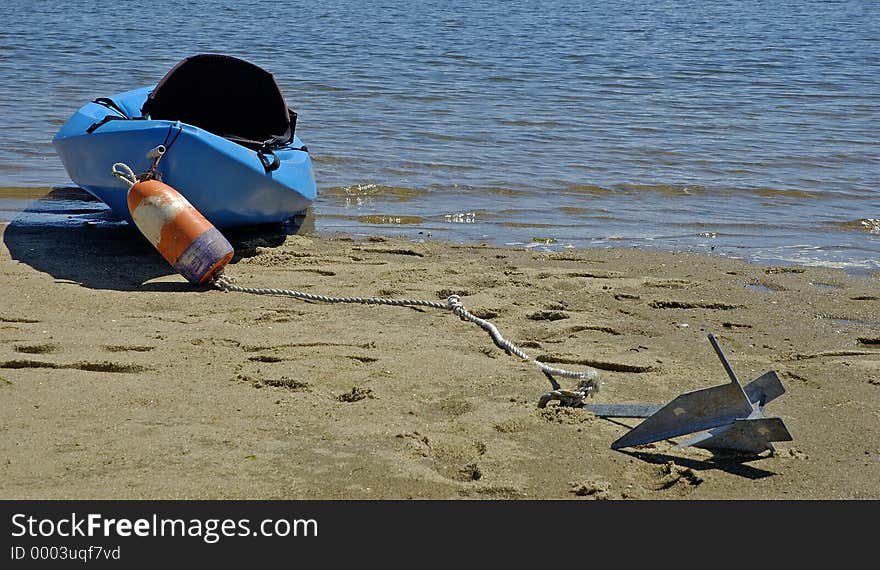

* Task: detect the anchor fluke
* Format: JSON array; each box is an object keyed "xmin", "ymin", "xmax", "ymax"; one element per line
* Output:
[{"xmin": 585, "ymin": 335, "xmax": 792, "ymax": 454}]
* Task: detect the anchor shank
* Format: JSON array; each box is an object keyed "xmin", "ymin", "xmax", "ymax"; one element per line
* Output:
[{"xmin": 708, "ymin": 333, "xmax": 738, "ymax": 385}]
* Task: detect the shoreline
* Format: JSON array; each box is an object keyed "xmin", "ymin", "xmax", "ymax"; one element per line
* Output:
[
  {"xmin": 2, "ymin": 185, "xmax": 879, "ymax": 277},
  {"xmin": 1, "ymin": 221, "xmax": 878, "ymax": 499}
]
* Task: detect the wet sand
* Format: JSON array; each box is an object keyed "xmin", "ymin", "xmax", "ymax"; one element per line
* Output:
[{"xmin": 1, "ymin": 220, "xmax": 878, "ymax": 499}]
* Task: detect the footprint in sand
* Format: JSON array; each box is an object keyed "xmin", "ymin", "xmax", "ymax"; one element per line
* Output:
[
  {"xmin": 0, "ymin": 359, "xmax": 148, "ymax": 373},
  {"xmin": 14, "ymin": 343, "xmax": 59, "ymax": 354}
]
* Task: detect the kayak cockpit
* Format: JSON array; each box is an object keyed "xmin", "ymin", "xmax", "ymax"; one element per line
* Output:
[{"xmin": 141, "ymin": 54, "xmax": 297, "ymax": 152}]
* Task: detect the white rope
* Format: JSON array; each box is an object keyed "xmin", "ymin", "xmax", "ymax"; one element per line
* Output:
[
  {"xmin": 211, "ymin": 273, "xmax": 600, "ymax": 396},
  {"xmin": 112, "ymin": 162, "xmax": 138, "ymax": 188}
]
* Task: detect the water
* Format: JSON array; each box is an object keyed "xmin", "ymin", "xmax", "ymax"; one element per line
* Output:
[{"xmin": 1, "ymin": 0, "xmax": 878, "ymax": 272}]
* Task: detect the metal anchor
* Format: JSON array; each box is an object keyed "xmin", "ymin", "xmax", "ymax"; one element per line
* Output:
[{"xmin": 584, "ymin": 334, "xmax": 793, "ymax": 454}]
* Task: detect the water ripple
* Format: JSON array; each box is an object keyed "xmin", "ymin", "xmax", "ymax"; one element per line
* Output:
[{"xmin": 1, "ymin": 0, "xmax": 877, "ymax": 270}]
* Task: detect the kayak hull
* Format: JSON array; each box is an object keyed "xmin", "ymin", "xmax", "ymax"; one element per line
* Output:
[{"xmin": 53, "ymin": 86, "xmax": 316, "ymax": 229}]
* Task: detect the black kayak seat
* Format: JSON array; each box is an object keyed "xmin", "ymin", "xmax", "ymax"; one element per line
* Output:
[{"xmin": 141, "ymin": 54, "xmax": 294, "ymax": 149}]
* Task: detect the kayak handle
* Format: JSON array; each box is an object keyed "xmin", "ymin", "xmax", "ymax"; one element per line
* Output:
[{"xmin": 258, "ymin": 146, "xmax": 281, "ymax": 173}]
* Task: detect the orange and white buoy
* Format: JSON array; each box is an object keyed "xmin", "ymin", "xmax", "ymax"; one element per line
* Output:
[{"xmin": 113, "ymin": 163, "xmax": 233, "ymax": 284}]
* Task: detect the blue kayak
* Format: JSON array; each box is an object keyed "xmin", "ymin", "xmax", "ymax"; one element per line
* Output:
[{"xmin": 52, "ymin": 54, "xmax": 316, "ymax": 228}]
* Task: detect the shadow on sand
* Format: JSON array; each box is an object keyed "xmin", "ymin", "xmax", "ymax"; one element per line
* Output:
[
  {"xmin": 2, "ymin": 187, "xmax": 314, "ymax": 292},
  {"xmin": 616, "ymin": 448, "xmax": 778, "ymax": 480},
  {"xmin": 595, "ymin": 416, "xmax": 778, "ymax": 478}
]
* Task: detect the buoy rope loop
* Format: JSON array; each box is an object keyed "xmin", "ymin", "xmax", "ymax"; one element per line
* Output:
[
  {"xmin": 210, "ymin": 273, "xmax": 600, "ymax": 397},
  {"xmin": 111, "ymin": 162, "xmax": 138, "ymax": 188}
]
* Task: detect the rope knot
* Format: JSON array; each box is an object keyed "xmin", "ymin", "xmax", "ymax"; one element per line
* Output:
[
  {"xmin": 209, "ymin": 272, "xmax": 235, "ymax": 290},
  {"xmin": 446, "ymin": 295, "xmax": 464, "ymax": 316},
  {"xmin": 537, "ymin": 377, "xmax": 601, "ymax": 408}
]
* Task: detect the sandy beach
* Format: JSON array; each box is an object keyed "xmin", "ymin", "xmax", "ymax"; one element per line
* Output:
[{"xmin": 1, "ymin": 218, "xmax": 878, "ymax": 500}]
